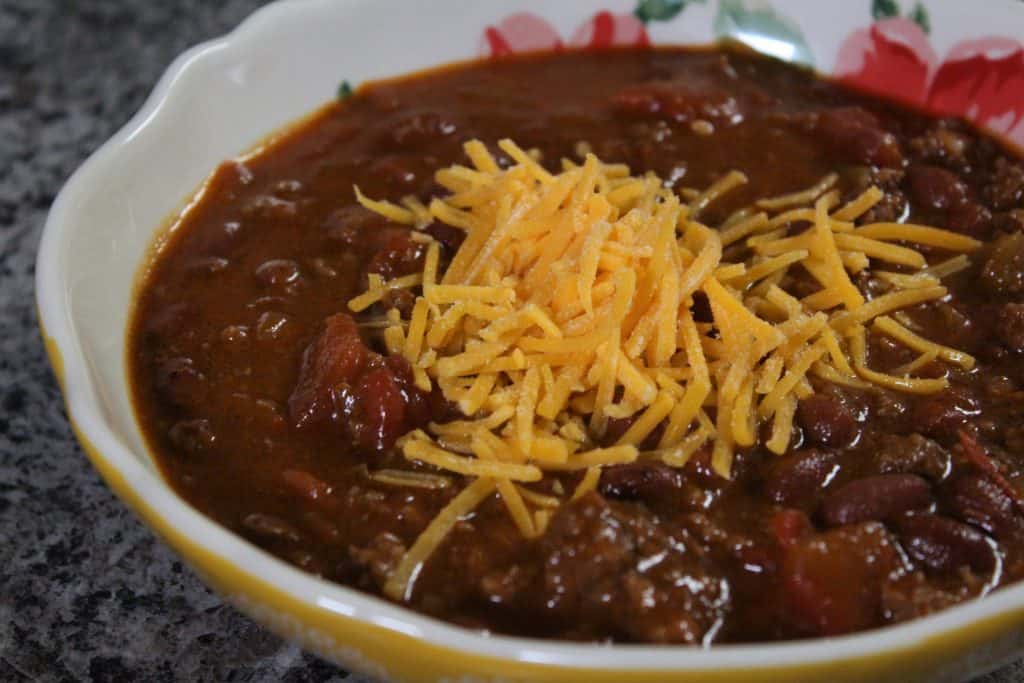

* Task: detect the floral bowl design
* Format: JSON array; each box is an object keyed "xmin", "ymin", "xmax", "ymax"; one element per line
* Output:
[
  {"xmin": 35, "ymin": 0, "xmax": 1024, "ymax": 681},
  {"xmin": 483, "ymin": 0, "xmax": 1024, "ymax": 151},
  {"xmin": 835, "ymin": 2, "xmax": 1024, "ymax": 147}
]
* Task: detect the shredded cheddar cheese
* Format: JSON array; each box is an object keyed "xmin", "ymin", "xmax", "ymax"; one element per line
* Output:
[{"xmin": 352, "ymin": 139, "xmax": 981, "ymax": 602}]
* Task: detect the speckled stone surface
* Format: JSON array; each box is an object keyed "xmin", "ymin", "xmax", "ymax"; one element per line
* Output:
[
  {"xmin": 0, "ymin": 1, "xmax": 361, "ymax": 680},
  {"xmin": 1, "ymin": 1, "xmax": 1023, "ymax": 681}
]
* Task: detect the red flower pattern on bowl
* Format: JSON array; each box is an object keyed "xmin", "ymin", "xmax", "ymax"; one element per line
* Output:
[
  {"xmin": 481, "ymin": 11, "xmax": 649, "ymax": 57},
  {"xmin": 835, "ymin": 18, "xmax": 937, "ymax": 106},
  {"xmin": 837, "ymin": 20, "xmax": 1024, "ymax": 149},
  {"xmin": 928, "ymin": 38, "xmax": 1024, "ymax": 146},
  {"xmin": 481, "ymin": 13, "xmax": 564, "ymax": 57},
  {"xmin": 569, "ymin": 11, "xmax": 650, "ymax": 49}
]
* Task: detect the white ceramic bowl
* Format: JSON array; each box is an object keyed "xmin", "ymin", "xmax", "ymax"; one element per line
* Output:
[{"xmin": 36, "ymin": 0, "xmax": 1024, "ymax": 680}]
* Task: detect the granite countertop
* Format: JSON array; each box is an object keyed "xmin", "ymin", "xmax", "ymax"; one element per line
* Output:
[{"xmin": 0, "ymin": 1, "xmax": 1022, "ymax": 681}]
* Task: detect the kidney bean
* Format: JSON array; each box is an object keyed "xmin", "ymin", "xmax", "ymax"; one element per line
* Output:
[
  {"xmin": 797, "ymin": 394, "xmax": 857, "ymax": 447},
  {"xmin": 323, "ymin": 205, "xmax": 383, "ymax": 247},
  {"xmin": 254, "ymin": 259, "xmax": 303, "ymax": 289},
  {"xmin": 301, "ymin": 510, "xmax": 342, "ymax": 545},
  {"xmin": 815, "ymin": 107, "xmax": 902, "ymax": 168},
  {"xmin": 230, "ymin": 393, "xmax": 287, "ymax": 432},
  {"xmin": 185, "ymin": 256, "xmax": 230, "ymax": 275},
  {"xmin": 895, "ymin": 513, "xmax": 996, "ymax": 574},
  {"xmin": 819, "ymin": 474, "xmax": 932, "ymax": 527},
  {"xmin": 942, "ymin": 470, "xmax": 1022, "ymax": 540},
  {"xmin": 242, "ymin": 512, "xmax": 302, "ymax": 543},
  {"xmin": 365, "ymin": 232, "xmax": 426, "ymax": 281},
  {"xmin": 154, "ymin": 357, "xmax": 207, "ymax": 409},
  {"xmin": 601, "ymin": 415, "xmax": 665, "ymax": 450},
  {"xmin": 368, "ymin": 155, "xmax": 421, "ymax": 191},
  {"xmin": 242, "ymin": 194, "xmax": 297, "ymax": 221},
  {"xmin": 382, "ymin": 111, "xmax": 457, "ymax": 150},
  {"xmin": 307, "ymin": 257, "xmax": 338, "ymax": 279},
  {"xmin": 683, "ymin": 446, "xmax": 723, "ymax": 488},
  {"xmin": 764, "ymin": 448, "xmax": 840, "ymax": 505},
  {"xmin": 167, "ymin": 418, "xmax": 216, "ymax": 454},
  {"xmin": 599, "ymin": 462, "xmax": 685, "ymax": 506},
  {"xmin": 255, "ymin": 311, "xmax": 293, "ymax": 342},
  {"xmin": 423, "ymin": 222, "xmax": 466, "ymax": 256},
  {"xmin": 689, "ymin": 292, "xmax": 713, "ymax": 323},
  {"xmin": 245, "ymin": 296, "xmax": 291, "ymax": 313},
  {"xmin": 219, "ymin": 324, "xmax": 250, "ymax": 347},
  {"xmin": 281, "ymin": 469, "xmax": 335, "ymax": 507},
  {"xmin": 905, "ymin": 164, "xmax": 967, "ymax": 211}
]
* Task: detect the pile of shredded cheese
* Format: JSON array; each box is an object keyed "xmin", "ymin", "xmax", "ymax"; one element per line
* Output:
[{"xmin": 348, "ymin": 139, "xmax": 980, "ymax": 602}]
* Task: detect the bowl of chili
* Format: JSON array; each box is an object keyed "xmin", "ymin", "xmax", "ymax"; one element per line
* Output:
[{"xmin": 37, "ymin": 0, "xmax": 1024, "ymax": 680}]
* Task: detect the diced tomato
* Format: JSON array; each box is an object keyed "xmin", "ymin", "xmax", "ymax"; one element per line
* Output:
[
  {"xmin": 288, "ymin": 313, "xmax": 369, "ymax": 428},
  {"xmin": 779, "ymin": 522, "xmax": 900, "ymax": 636},
  {"xmin": 347, "ymin": 366, "xmax": 409, "ymax": 452}
]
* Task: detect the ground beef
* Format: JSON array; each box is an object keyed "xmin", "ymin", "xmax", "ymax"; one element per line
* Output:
[
  {"xmin": 985, "ymin": 158, "xmax": 1024, "ymax": 211},
  {"xmin": 349, "ymin": 532, "xmax": 407, "ymax": 588},
  {"xmin": 981, "ymin": 231, "xmax": 1024, "ymax": 298},
  {"xmin": 538, "ymin": 493, "xmax": 729, "ymax": 643},
  {"xmin": 997, "ymin": 304, "xmax": 1024, "ymax": 353},
  {"xmin": 843, "ymin": 166, "xmax": 906, "ymax": 224},
  {"xmin": 873, "ymin": 433, "xmax": 952, "ymax": 481},
  {"xmin": 882, "ymin": 571, "xmax": 985, "ymax": 623},
  {"xmin": 907, "ymin": 120, "xmax": 972, "ymax": 171}
]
